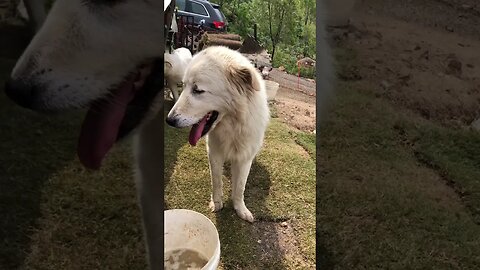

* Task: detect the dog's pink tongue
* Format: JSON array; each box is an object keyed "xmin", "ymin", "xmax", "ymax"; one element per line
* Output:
[
  {"xmin": 189, "ymin": 115, "xmax": 208, "ymax": 146},
  {"xmin": 78, "ymin": 75, "xmax": 136, "ymax": 170}
]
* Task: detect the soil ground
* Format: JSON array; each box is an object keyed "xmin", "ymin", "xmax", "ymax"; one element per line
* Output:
[
  {"xmin": 318, "ymin": 0, "xmax": 480, "ymax": 269},
  {"xmin": 270, "ymin": 0, "xmax": 480, "ymax": 133},
  {"xmin": 334, "ymin": 0, "xmax": 480, "ymax": 128},
  {"xmin": 269, "ymin": 68, "xmax": 317, "ymax": 132}
]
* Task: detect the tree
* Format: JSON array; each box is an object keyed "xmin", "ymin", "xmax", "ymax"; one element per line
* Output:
[{"xmin": 250, "ymin": 0, "xmax": 298, "ymax": 62}]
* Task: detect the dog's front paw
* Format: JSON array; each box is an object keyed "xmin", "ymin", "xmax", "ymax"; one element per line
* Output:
[
  {"xmin": 235, "ymin": 206, "xmax": 254, "ymax": 223},
  {"xmin": 209, "ymin": 200, "xmax": 223, "ymax": 212}
]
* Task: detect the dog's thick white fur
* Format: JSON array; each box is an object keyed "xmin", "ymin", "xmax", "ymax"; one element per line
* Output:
[
  {"xmin": 166, "ymin": 46, "xmax": 270, "ymax": 222},
  {"xmin": 164, "ymin": 47, "xmax": 192, "ymax": 101}
]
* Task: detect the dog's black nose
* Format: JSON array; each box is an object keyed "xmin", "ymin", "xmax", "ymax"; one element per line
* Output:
[
  {"xmin": 166, "ymin": 117, "xmax": 177, "ymax": 127},
  {"xmin": 4, "ymin": 78, "xmax": 35, "ymax": 108}
]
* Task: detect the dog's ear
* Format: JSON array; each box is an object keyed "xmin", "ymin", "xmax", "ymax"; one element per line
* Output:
[{"xmin": 229, "ymin": 66, "xmax": 261, "ymax": 93}]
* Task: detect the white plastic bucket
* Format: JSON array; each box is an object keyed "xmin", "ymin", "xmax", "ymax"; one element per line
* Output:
[
  {"xmin": 264, "ymin": 80, "xmax": 279, "ymax": 101},
  {"xmin": 164, "ymin": 209, "xmax": 220, "ymax": 270}
]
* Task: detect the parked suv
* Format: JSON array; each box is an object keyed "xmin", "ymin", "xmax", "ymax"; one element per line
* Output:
[{"xmin": 175, "ymin": 0, "xmax": 228, "ymax": 32}]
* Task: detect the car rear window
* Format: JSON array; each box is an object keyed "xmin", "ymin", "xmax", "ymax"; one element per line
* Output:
[
  {"xmin": 188, "ymin": 1, "xmax": 208, "ymax": 16},
  {"xmin": 212, "ymin": 6, "xmax": 226, "ymax": 21}
]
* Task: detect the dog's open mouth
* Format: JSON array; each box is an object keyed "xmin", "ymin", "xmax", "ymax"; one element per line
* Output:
[
  {"xmin": 77, "ymin": 60, "xmax": 163, "ymax": 170},
  {"xmin": 189, "ymin": 111, "xmax": 219, "ymax": 146}
]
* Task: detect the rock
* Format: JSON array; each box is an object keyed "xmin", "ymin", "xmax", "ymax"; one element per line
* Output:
[
  {"xmin": 278, "ymin": 66, "xmax": 286, "ymax": 72},
  {"xmin": 472, "ymin": 119, "xmax": 480, "ymax": 131},
  {"xmin": 445, "ymin": 26, "xmax": 454, "ymax": 32},
  {"xmin": 280, "ymin": 221, "xmax": 288, "ymax": 227},
  {"xmin": 446, "ymin": 59, "xmax": 462, "ymax": 76},
  {"xmin": 257, "ymin": 240, "xmax": 262, "ymax": 244}
]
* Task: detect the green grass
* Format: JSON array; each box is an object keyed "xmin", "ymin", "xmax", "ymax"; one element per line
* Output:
[
  {"xmin": 165, "ymin": 119, "xmax": 316, "ymax": 269},
  {"xmin": 411, "ymin": 125, "xmax": 480, "ymax": 224},
  {"xmin": 294, "ymin": 131, "xmax": 316, "ymax": 160},
  {"xmin": 317, "ymin": 79, "xmax": 480, "ymax": 269}
]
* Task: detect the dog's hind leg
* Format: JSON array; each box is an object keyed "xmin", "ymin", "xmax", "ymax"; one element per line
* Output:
[
  {"xmin": 133, "ymin": 115, "xmax": 164, "ymax": 270},
  {"xmin": 207, "ymin": 147, "xmax": 225, "ymax": 212},
  {"xmin": 231, "ymin": 158, "xmax": 254, "ymax": 223}
]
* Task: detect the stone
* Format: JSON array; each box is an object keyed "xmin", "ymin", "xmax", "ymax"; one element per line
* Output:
[{"xmin": 447, "ymin": 59, "xmax": 462, "ymax": 76}]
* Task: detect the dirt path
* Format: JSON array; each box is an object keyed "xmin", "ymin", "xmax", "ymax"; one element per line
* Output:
[
  {"xmin": 268, "ymin": 0, "xmax": 480, "ymax": 133},
  {"xmin": 268, "ymin": 69, "xmax": 317, "ymax": 132},
  {"xmin": 333, "ymin": 0, "xmax": 480, "ymax": 127}
]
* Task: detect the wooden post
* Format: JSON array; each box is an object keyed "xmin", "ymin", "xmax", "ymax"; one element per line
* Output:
[{"xmin": 297, "ymin": 61, "xmax": 301, "ymax": 91}]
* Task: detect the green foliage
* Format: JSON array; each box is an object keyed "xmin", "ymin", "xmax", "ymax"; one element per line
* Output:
[
  {"xmin": 219, "ymin": 0, "xmax": 254, "ymax": 38},
  {"xmin": 274, "ymin": 44, "xmax": 316, "ymax": 79},
  {"xmin": 216, "ymin": 0, "xmax": 316, "ymax": 78}
]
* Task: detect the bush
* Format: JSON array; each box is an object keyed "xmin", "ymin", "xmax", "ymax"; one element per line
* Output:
[{"xmin": 273, "ymin": 45, "xmax": 316, "ymax": 79}]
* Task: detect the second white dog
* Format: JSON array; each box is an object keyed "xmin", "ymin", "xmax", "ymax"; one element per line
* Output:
[{"xmin": 164, "ymin": 47, "xmax": 192, "ymax": 101}]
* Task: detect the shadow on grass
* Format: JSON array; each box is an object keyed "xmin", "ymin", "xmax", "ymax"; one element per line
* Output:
[
  {"xmin": 0, "ymin": 23, "xmax": 79, "ymax": 269},
  {"xmin": 165, "ymin": 116, "xmax": 291, "ymax": 269},
  {"xmin": 216, "ymin": 161, "xmax": 290, "ymax": 269}
]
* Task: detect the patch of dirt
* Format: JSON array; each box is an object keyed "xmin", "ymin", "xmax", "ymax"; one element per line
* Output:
[
  {"xmin": 330, "ymin": 0, "xmax": 480, "ymax": 213},
  {"xmin": 333, "ymin": 0, "xmax": 480, "ymax": 127},
  {"xmin": 251, "ymin": 220, "xmax": 312, "ymax": 269},
  {"xmin": 268, "ymin": 69, "xmax": 316, "ymax": 132}
]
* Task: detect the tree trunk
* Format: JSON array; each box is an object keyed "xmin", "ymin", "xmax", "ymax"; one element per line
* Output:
[
  {"xmin": 23, "ymin": 0, "xmax": 46, "ymax": 33},
  {"xmin": 271, "ymin": 42, "xmax": 276, "ymax": 62}
]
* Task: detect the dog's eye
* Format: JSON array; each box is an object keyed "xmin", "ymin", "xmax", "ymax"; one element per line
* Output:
[{"xmin": 192, "ymin": 85, "xmax": 205, "ymax": 94}]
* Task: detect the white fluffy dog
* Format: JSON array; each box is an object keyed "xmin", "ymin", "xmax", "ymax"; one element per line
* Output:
[
  {"xmin": 166, "ymin": 46, "xmax": 270, "ymax": 222},
  {"xmin": 164, "ymin": 47, "xmax": 192, "ymax": 101}
]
